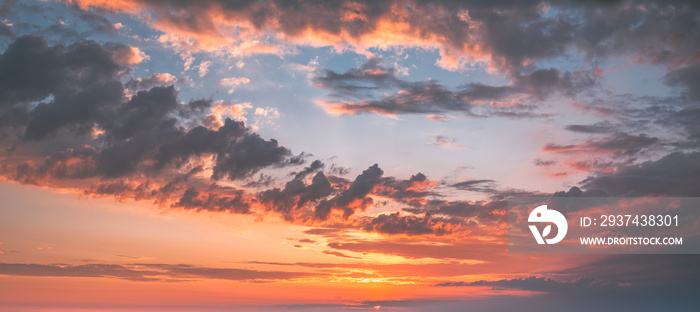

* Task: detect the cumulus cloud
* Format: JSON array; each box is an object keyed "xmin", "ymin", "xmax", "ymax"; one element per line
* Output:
[
  {"xmin": 258, "ymin": 171, "xmax": 333, "ymax": 215},
  {"xmin": 124, "ymin": 72, "xmax": 179, "ymax": 93},
  {"xmin": 105, "ymin": 43, "xmax": 147, "ymax": 65},
  {"xmin": 314, "ymin": 164, "xmax": 383, "ymax": 220},
  {"xmin": 0, "ymin": 35, "xmax": 300, "ymax": 215}
]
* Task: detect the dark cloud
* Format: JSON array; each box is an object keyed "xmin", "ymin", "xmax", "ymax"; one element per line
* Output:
[
  {"xmin": 533, "ymin": 158, "xmax": 556, "ymax": 167},
  {"xmin": 313, "ymin": 59, "xmax": 595, "ymax": 117},
  {"xmin": 154, "ymin": 118, "xmax": 291, "ymax": 180},
  {"xmin": 451, "ymin": 179, "xmax": 497, "ymax": 192},
  {"xmin": 244, "ymin": 173, "xmax": 274, "ymax": 188},
  {"xmin": 61, "ymin": 0, "xmax": 700, "ymax": 88},
  {"xmin": 328, "ymin": 163, "xmax": 350, "ymax": 176},
  {"xmin": 61, "ymin": 0, "xmax": 699, "ymax": 126},
  {"xmin": 372, "ymin": 173, "xmax": 437, "ymax": 207},
  {"xmin": 665, "ymin": 63, "xmax": 700, "ymax": 99},
  {"xmin": 548, "ymin": 254, "xmax": 700, "ymax": 288},
  {"xmin": 311, "ymin": 58, "xmax": 399, "ymax": 97},
  {"xmin": 582, "ymin": 151, "xmax": 700, "ymax": 196},
  {"xmin": 447, "ymin": 178, "xmax": 545, "ymax": 200},
  {"xmin": 0, "ymin": 35, "xmax": 302, "ymax": 219},
  {"xmin": 543, "ymin": 132, "xmax": 659, "ymax": 157},
  {"xmin": 421, "ymin": 200, "xmax": 508, "ymax": 224},
  {"xmin": 0, "ymin": 36, "xmax": 122, "ymax": 135},
  {"xmin": 474, "ymin": 5, "xmax": 578, "ymax": 73},
  {"xmin": 512, "ymin": 67, "xmax": 596, "ymax": 99},
  {"xmin": 314, "ymin": 164, "xmax": 383, "ymax": 220},
  {"xmin": 258, "ymin": 171, "xmax": 333, "ymax": 215},
  {"xmin": 124, "ymin": 73, "xmax": 181, "ymax": 91},
  {"xmin": 565, "ymin": 121, "xmax": 619, "ymax": 133},
  {"xmin": 552, "ymin": 186, "xmax": 585, "ymax": 197},
  {"xmin": 13, "ymin": 145, "xmax": 100, "ymax": 184},
  {"xmin": 362, "ymin": 212, "xmax": 461, "ymax": 236},
  {"xmin": 436, "ymin": 276, "xmax": 609, "ymax": 292},
  {"xmin": 291, "ymin": 159, "xmax": 324, "ymax": 180},
  {"xmin": 0, "ymin": 23, "xmax": 12, "ymax": 38},
  {"xmin": 573, "ymin": 1, "xmax": 700, "ymax": 66},
  {"xmin": 204, "ymin": 125, "xmax": 289, "ymax": 180},
  {"xmin": 76, "ymin": 10, "xmax": 122, "ymax": 35},
  {"xmin": 175, "ymin": 187, "xmax": 250, "ymax": 213},
  {"xmin": 0, "ymin": 0, "xmax": 14, "ymax": 17},
  {"xmin": 665, "ymin": 108, "xmax": 700, "ymax": 146}
]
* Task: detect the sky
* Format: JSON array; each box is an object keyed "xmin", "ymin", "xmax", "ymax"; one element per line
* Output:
[{"xmin": 0, "ymin": 0, "xmax": 699, "ymax": 311}]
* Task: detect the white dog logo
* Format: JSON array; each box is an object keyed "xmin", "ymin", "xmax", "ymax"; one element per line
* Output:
[{"xmin": 528, "ymin": 205, "xmax": 567, "ymax": 245}]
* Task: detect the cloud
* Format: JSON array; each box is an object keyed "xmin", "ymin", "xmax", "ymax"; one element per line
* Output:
[
  {"xmin": 418, "ymin": 199, "xmax": 508, "ymax": 224},
  {"xmin": 1, "ymin": 39, "xmax": 126, "ymax": 140},
  {"xmin": 0, "ymin": 35, "xmax": 301, "ymax": 216},
  {"xmin": 666, "ymin": 63, "xmax": 700, "ymax": 98},
  {"xmin": 0, "ymin": 44, "xmax": 514, "ymax": 229},
  {"xmin": 321, "ymin": 250, "xmax": 360, "ymax": 259},
  {"xmin": 565, "ymin": 121, "xmax": 620, "ymax": 134},
  {"xmin": 0, "ymin": 262, "xmax": 316, "ymax": 282},
  {"xmin": 543, "ymin": 132, "xmax": 659, "ymax": 158},
  {"xmin": 451, "ymin": 179, "xmax": 497, "ymax": 192},
  {"xmin": 361, "ymin": 212, "xmax": 462, "ymax": 236},
  {"xmin": 76, "ymin": 10, "xmax": 122, "ymax": 35},
  {"xmin": 291, "ymin": 159, "xmax": 325, "ymax": 180},
  {"xmin": 64, "ymin": 0, "xmax": 700, "ymax": 77},
  {"xmin": 104, "ymin": 42, "xmax": 147, "ymax": 65},
  {"xmin": 436, "ymin": 276, "xmax": 609, "ymax": 292},
  {"xmin": 197, "ymin": 60, "xmax": 212, "ymax": 77},
  {"xmin": 175, "ymin": 187, "xmax": 250, "ymax": 213},
  {"xmin": 533, "ymin": 159, "xmax": 556, "ymax": 167},
  {"xmin": 124, "ymin": 72, "xmax": 179, "ymax": 91},
  {"xmin": 427, "ymin": 135, "xmax": 468, "ymax": 150},
  {"xmin": 220, "ymin": 77, "xmax": 250, "ymax": 94},
  {"xmin": 582, "ymin": 151, "xmax": 700, "ymax": 196},
  {"xmin": 303, "ymin": 228, "xmax": 342, "ymax": 238},
  {"xmin": 0, "ymin": 22, "xmax": 12, "ymax": 38},
  {"xmin": 426, "ymin": 114, "xmax": 450, "ymax": 121},
  {"xmin": 313, "ymin": 59, "xmax": 594, "ymax": 118},
  {"xmin": 327, "ymin": 240, "xmax": 503, "ymax": 261},
  {"xmin": 371, "ymin": 172, "xmax": 438, "ymax": 207},
  {"xmin": 157, "ymin": 119, "xmax": 291, "ymax": 181},
  {"xmin": 258, "ymin": 171, "xmax": 333, "ymax": 215},
  {"xmin": 314, "ymin": 164, "xmax": 383, "ymax": 220}
]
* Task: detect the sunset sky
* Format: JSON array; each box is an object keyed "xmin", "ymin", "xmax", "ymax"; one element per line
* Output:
[{"xmin": 0, "ymin": 0, "xmax": 699, "ymax": 311}]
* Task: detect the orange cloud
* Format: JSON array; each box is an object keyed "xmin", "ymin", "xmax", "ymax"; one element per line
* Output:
[
  {"xmin": 110, "ymin": 45, "xmax": 148, "ymax": 65},
  {"xmin": 61, "ymin": 0, "xmax": 494, "ymax": 71}
]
